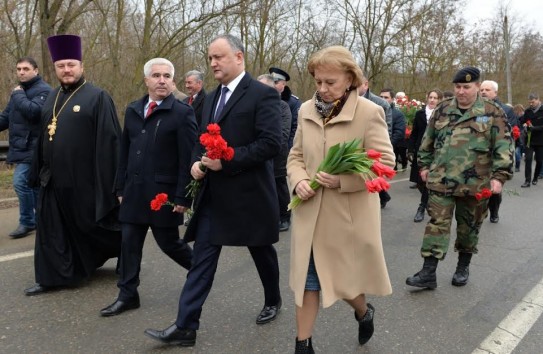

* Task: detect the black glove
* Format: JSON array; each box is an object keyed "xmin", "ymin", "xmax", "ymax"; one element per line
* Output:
[{"xmin": 407, "ymin": 153, "xmax": 414, "ymax": 163}]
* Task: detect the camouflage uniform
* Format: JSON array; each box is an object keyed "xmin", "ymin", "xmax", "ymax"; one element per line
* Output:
[{"xmin": 417, "ymin": 95, "xmax": 513, "ymax": 259}]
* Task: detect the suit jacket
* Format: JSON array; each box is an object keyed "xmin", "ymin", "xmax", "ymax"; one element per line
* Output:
[
  {"xmin": 116, "ymin": 93, "xmax": 197, "ymax": 227},
  {"xmin": 185, "ymin": 73, "xmax": 281, "ymax": 246},
  {"xmin": 183, "ymin": 88, "xmax": 206, "ymax": 127}
]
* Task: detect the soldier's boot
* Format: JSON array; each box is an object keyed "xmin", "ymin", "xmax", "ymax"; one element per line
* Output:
[
  {"xmin": 294, "ymin": 337, "xmax": 315, "ymax": 354},
  {"xmin": 452, "ymin": 252, "xmax": 472, "ymax": 286},
  {"xmin": 406, "ymin": 256, "xmax": 438, "ymax": 289},
  {"xmin": 488, "ymin": 194, "xmax": 500, "ymax": 223},
  {"xmin": 413, "ymin": 203, "xmax": 426, "ymax": 223}
]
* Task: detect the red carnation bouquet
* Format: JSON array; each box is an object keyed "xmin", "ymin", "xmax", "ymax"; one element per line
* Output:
[
  {"xmin": 150, "ymin": 193, "xmax": 175, "ymax": 211},
  {"xmin": 475, "ymin": 188, "xmax": 493, "ymax": 201},
  {"xmin": 288, "ymin": 138, "xmax": 396, "ymax": 210},
  {"xmin": 185, "ymin": 123, "xmax": 234, "ymax": 198},
  {"xmin": 511, "ymin": 126, "xmax": 520, "ymax": 141}
]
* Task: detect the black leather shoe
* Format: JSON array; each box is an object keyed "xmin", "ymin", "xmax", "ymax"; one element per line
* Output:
[
  {"xmin": 490, "ymin": 215, "xmax": 499, "ymax": 223},
  {"xmin": 533, "ymin": 180, "xmax": 538, "ymax": 186},
  {"xmin": 521, "ymin": 181, "xmax": 531, "ymax": 188},
  {"xmin": 452, "ymin": 266, "xmax": 469, "ymax": 286},
  {"xmin": 9, "ymin": 225, "xmax": 35, "ymax": 239},
  {"xmin": 144, "ymin": 324, "xmax": 196, "ymax": 346},
  {"xmin": 406, "ymin": 257, "xmax": 438, "ymax": 289},
  {"xmin": 355, "ymin": 303, "xmax": 375, "ymax": 345},
  {"xmin": 413, "ymin": 204, "xmax": 425, "ymax": 223},
  {"xmin": 24, "ymin": 283, "xmax": 49, "ymax": 296},
  {"xmin": 256, "ymin": 299, "xmax": 282, "ymax": 324},
  {"xmin": 279, "ymin": 220, "xmax": 290, "ymax": 232},
  {"xmin": 380, "ymin": 193, "xmax": 391, "ymax": 209},
  {"xmin": 100, "ymin": 298, "xmax": 140, "ymax": 317}
]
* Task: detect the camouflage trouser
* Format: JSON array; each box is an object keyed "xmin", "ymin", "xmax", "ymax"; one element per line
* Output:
[{"xmin": 420, "ymin": 191, "xmax": 489, "ymax": 260}]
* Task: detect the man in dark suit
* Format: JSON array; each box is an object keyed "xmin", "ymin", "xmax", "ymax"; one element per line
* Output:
[
  {"xmin": 144, "ymin": 34, "xmax": 282, "ymax": 347},
  {"xmin": 183, "ymin": 70, "xmax": 206, "ymax": 127},
  {"xmin": 99, "ymin": 58, "xmax": 197, "ymax": 317}
]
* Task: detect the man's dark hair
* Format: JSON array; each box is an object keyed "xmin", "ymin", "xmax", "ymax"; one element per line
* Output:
[
  {"xmin": 443, "ymin": 91, "xmax": 454, "ymax": 99},
  {"xmin": 17, "ymin": 56, "xmax": 38, "ymax": 69},
  {"xmin": 211, "ymin": 34, "xmax": 245, "ymax": 54},
  {"xmin": 380, "ymin": 88, "xmax": 395, "ymax": 98}
]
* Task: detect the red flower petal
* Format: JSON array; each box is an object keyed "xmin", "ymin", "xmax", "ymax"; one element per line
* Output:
[
  {"xmin": 155, "ymin": 193, "xmax": 168, "ymax": 204},
  {"xmin": 366, "ymin": 149, "xmax": 381, "ymax": 160},
  {"xmin": 207, "ymin": 123, "xmax": 221, "ymax": 135}
]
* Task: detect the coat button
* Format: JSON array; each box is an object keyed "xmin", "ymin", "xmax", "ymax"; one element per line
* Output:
[
  {"xmin": 136, "ymin": 150, "xmax": 141, "ymax": 155},
  {"xmin": 141, "ymin": 129, "xmax": 146, "ymax": 133}
]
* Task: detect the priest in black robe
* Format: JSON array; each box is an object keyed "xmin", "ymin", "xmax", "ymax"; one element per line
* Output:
[{"xmin": 24, "ymin": 34, "xmax": 122, "ymax": 296}]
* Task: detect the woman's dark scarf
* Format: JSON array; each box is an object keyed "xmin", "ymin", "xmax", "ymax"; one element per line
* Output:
[{"xmin": 314, "ymin": 90, "xmax": 350, "ymax": 124}]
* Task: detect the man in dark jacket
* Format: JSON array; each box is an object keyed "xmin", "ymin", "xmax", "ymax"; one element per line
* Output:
[
  {"xmin": 269, "ymin": 67, "xmax": 300, "ymax": 149},
  {"xmin": 183, "ymin": 70, "xmax": 206, "ymax": 128},
  {"xmin": 145, "ymin": 34, "xmax": 282, "ymax": 347},
  {"xmin": 100, "ymin": 58, "xmax": 196, "ymax": 317},
  {"xmin": 358, "ymin": 80, "xmax": 393, "ymax": 208},
  {"xmin": 521, "ymin": 92, "xmax": 543, "ymax": 188},
  {"xmin": 258, "ymin": 74, "xmax": 292, "ymax": 232},
  {"xmin": 0, "ymin": 57, "xmax": 51, "ymax": 238},
  {"xmin": 480, "ymin": 80, "xmax": 518, "ymax": 223},
  {"xmin": 379, "ymin": 88, "xmax": 407, "ymax": 171}
]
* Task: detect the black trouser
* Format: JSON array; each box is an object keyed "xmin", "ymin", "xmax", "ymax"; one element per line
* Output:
[
  {"xmin": 394, "ymin": 145, "xmax": 408, "ymax": 169},
  {"xmin": 175, "ymin": 207, "xmax": 280, "ymax": 330},
  {"xmin": 524, "ymin": 146, "xmax": 543, "ymax": 182},
  {"xmin": 417, "ymin": 182, "xmax": 429, "ymax": 206},
  {"xmin": 488, "ymin": 193, "xmax": 502, "ymax": 217},
  {"xmin": 117, "ymin": 223, "xmax": 193, "ymax": 300},
  {"xmin": 275, "ymin": 176, "xmax": 290, "ymax": 222}
]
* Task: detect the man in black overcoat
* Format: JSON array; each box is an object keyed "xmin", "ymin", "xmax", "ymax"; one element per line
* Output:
[
  {"xmin": 100, "ymin": 58, "xmax": 196, "ymax": 316},
  {"xmin": 182, "ymin": 70, "xmax": 206, "ymax": 128},
  {"xmin": 144, "ymin": 34, "xmax": 282, "ymax": 347}
]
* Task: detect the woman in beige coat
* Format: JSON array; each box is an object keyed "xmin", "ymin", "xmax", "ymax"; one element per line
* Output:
[{"xmin": 287, "ymin": 46, "xmax": 395, "ymax": 353}]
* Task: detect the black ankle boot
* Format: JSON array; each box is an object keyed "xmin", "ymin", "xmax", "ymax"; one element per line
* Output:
[
  {"xmin": 355, "ymin": 303, "xmax": 375, "ymax": 345},
  {"xmin": 414, "ymin": 204, "xmax": 426, "ymax": 223},
  {"xmin": 295, "ymin": 337, "xmax": 315, "ymax": 354},
  {"xmin": 452, "ymin": 252, "xmax": 472, "ymax": 286},
  {"xmin": 406, "ymin": 256, "xmax": 438, "ymax": 289}
]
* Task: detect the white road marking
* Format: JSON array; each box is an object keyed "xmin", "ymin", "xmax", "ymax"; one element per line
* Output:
[
  {"xmin": 472, "ymin": 279, "xmax": 543, "ymax": 354},
  {"xmin": 0, "ymin": 250, "xmax": 34, "ymax": 263}
]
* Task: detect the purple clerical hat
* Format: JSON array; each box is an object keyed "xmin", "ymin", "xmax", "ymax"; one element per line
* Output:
[{"xmin": 47, "ymin": 34, "xmax": 82, "ymax": 62}]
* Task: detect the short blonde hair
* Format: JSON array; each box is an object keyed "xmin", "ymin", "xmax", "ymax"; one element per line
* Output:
[{"xmin": 307, "ymin": 46, "xmax": 364, "ymax": 89}]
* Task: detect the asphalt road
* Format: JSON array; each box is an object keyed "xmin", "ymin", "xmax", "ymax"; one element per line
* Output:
[{"xmin": 1, "ymin": 169, "xmax": 543, "ymax": 354}]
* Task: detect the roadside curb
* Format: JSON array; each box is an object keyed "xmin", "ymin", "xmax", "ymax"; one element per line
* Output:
[{"xmin": 0, "ymin": 197, "xmax": 18, "ymax": 209}]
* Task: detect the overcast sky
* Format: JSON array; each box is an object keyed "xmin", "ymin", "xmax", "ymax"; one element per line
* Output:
[{"xmin": 463, "ymin": 0, "xmax": 543, "ymax": 36}]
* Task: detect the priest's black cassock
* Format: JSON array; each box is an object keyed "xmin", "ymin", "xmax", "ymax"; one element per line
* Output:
[{"xmin": 30, "ymin": 77, "xmax": 122, "ymax": 286}]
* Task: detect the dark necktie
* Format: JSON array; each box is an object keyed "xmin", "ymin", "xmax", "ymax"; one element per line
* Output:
[
  {"xmin": 146, "ymin": 101, "xmax": 157, "ymax": 118},
  {"xmin": 214, "ymin": 87, "xmax": 229, "ymax": 121}
]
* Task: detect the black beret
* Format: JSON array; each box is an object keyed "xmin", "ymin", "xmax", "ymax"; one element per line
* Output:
[
  {"xmin": 269, "ymin": 67, "xmax": 290, "ymax": 81},
  {"xmin": 452, "ymin": 66, "xmax": 480, "ymax": 84}
]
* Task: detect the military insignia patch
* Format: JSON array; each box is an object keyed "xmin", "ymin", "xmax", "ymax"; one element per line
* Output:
[
  {"xmin": 73, "ymin": 105, "xmax": 80, "ymax": 112},
  {"xmin": 476, "ymin": 115, "xmax": 489, "ymax": 123},
  {"xmin": 466, "ymin": 74, "xmax": 471, "ymax": 82}
]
